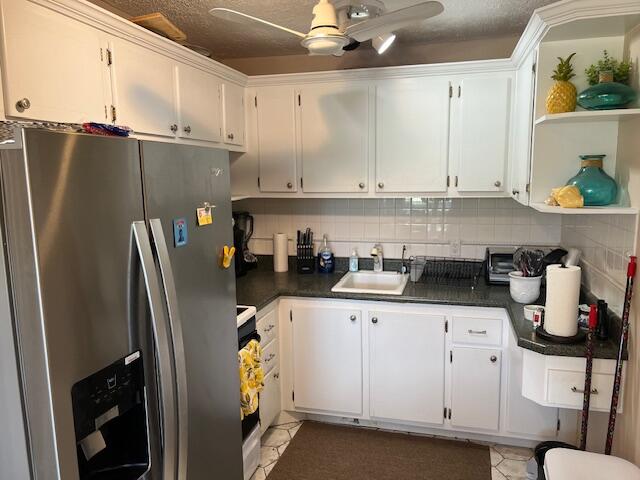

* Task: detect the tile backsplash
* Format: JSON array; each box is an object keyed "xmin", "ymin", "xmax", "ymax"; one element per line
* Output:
[
  {"xmin": 234, "ymin": 197, "xmax": 562, "ymax": 259},
  {"xmin": 561, "ymin": 214, "xmax": 637, "ymax": 315}
]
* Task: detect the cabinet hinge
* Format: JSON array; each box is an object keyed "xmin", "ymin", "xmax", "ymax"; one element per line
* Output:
[
  {"xmin": 450, "ymin": 350, "xmax": 453, "ymax": 363},
  {"xmin": 448, "ymin": 85, "xmax": 453, "ymax": 98},
  {"xmin": 448, "ymin": 408, "xmax": 452, "ymax": 420},
  {"xmin": 292, "ymin": 391, "xmax": 295, "ymax": 401},
  {"xmin": 455, "ymin": 176, "xmax": 459, "ymax": 187},
  {"xmin": 106, "ymin": 48, "xmax": 113, "ymax": 66},
  {"xmin": 104, "ymin": 105, "xmax": 108, "ymax": 121},
  {"xmin": 100, "ymin": 48, "xmax": 103, "ymax": 62},
  {"xmin": 258, "ymin": 177, "xmax": 261, "ymax": 188},
  {"xmin": 458, "ymin": 85, "xmax": 461, "ymax": 98},
  {"xmin": 289, "ymin": 310, "xmax": 293, "ymax": 322},
  {"xmin": 446, "ymin": 176, "xmax": 450, "ymax": 187},
  {"xmin": 254, "ymin": 96, "xmax": 258, "ymax": 108},
  {"xmin": 526, "ymin": 183, "xmax": 530, "ymax": 193},
  {"xmin": 300, "ymin": 177, "xmax": 303, "ymax": 189},
  {"xmin": 556, "ymin": 418, "xmax": 561, "ymax": 432},
  {"xmin": 532, "ymin": 62, "xmax": 537, "ymax": 74},
  {"xmin": 444, "ymin": 407, "xmax": 447, "ymax": 419},
  {"xmin": 110, "ymin": 105, "xmax": 117, "ymax": 123},
  {"xmin": 445, "ymin": 320, "xmax": 448, "ymax": 333},
  {"xmin": 298, "ymin": 94, "xmax": 301, "ymax": 106}
]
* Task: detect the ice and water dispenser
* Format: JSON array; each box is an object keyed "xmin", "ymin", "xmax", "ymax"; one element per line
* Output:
[{"xmin": 71, "ymin": 351, "xmax": 150, "ymax": 479}]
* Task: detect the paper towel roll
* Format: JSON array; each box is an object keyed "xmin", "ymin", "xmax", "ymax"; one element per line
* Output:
[
  {"xmin": 544, "ymin": 264, "xmax": 581, "ymax": 337},
  {"xmin": 273, "ymin": 233, "xmax": 288, "ymax": 273}
]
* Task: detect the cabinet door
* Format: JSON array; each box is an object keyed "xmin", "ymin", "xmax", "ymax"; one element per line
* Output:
[
  {"xmin": 0, "ymin": 0, "xmax": 107, "ymax": 123},
  {"xmin": 369, "ymin": 310, "xmax": 446, "ymax": 424},
  {"xmin": 177, "ymin": 64, "xmax": 222, "ymax": 142},
  {"xmin": 450, "ymin": 347, "xmax": 501, "ymax": 431},
  {"xmin": 510, "ymin": 50, "xmax": 537, "ymax": 205},
  {"xmin": 260, "ymin": 368, "xmax": 281, "ymax": 434},
  {"xmin": 222, "ymin": 83, "xmax": 245, "ymax": 146},
  {"xmin": 376, "ymin": 78, "xmax": 449, "ymax": 193},
  {"xmin": 452, "ymin": 76, "xmax": 511, "ymax": 192},
  {"xmin": 110, "ymin": 38, "xmax": 177, "ymax": 137},
  {"xmin": 256, "ymin": 87, "xmax": 297, "ymax": 192},
  {"xmin": 299, "ymin": 84, "xmax": 369, "ymax": 193},
  {"xmin": 291, "ymin": 305, "xmax": 362, "ymax": 416}
]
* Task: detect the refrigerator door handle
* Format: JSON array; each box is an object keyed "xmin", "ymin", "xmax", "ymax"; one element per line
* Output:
[
  {"xmin": 131, "ymin": 221, "xmax": 178, "ymax": 480},
  {"xmin": 149, "ymin": 218, "xmax": 189, "ymax": 480}
]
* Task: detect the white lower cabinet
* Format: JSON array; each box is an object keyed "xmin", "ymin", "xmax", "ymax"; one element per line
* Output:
[
  {"xmin": 260, "ymin": 368, "xmax": 281, "ymax": 434},
  {"xmin": 369, "ymin": 310, "xmax": 445, "ymax": 425},
  {"xmin": 450, "ymin": 347, "xmax": 502, "ymax": 431},
  {"xmin": 291, "ymin": 305, "xmax": 362, "ymax": 416}
]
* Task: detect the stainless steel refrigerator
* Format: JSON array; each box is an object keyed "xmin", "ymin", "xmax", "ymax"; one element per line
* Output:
[{"xmin": 0, "ymin": 128, "xmax": 243, "ymax": 480}]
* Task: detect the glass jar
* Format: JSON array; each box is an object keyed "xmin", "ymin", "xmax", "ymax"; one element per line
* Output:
[{"xmin": 566, "ymin": 155, "xmax": 618, "ymax": 206}]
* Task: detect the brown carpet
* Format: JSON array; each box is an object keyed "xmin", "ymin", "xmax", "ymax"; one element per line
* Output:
[{"xmin": 267, "ymin": 421, "xmax": 491, "ymax": 480}]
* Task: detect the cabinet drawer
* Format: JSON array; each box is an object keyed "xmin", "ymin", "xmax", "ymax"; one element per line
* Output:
[
  {"xmin": 547, "ymin": 369, "xmax": 616, "ymax": 411},
  {"xmin": 262, "ymin": 339, "xmax": 279, "ymax": 375},
  {"xmin": 452, "ymin": 316, "xmax": 502, "ymax": 346},
  {"xmin": 257, "ymin": 309, "xmax": 278, "ymax": 346}
]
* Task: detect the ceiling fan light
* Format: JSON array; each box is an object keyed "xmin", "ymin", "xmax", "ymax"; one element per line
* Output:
[
  {"xmin": 372, "ymin": 32, "xmax": 396, "ymax": 54},
  {"xmin": 301, "ymin": 30, "xmax": 350, "ymax": 55}
]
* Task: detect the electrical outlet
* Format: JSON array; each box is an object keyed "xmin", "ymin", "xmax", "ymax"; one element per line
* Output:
[{"xmin": 451, "ymin": 240, "xmax": 461, "ymax": 257}]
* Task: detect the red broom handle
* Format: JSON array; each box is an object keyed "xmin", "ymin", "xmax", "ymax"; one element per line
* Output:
[{"xmin": 579, "ymin": 304, "xmax": 598, "ymax": 450}]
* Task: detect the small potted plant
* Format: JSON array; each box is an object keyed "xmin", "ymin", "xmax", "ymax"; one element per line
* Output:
[{"xmin": 578, "ymin": 50, "xmax": 636, "ymax": 109}]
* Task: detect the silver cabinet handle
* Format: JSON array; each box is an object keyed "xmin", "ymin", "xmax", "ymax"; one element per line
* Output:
[
  {"xmin": 468, "ymin": 329, "xmax": 487, "ymax": 335},
  {"xmin": 494, "ymin": 180, "xmax": 502, "ymax": 187},
  {"xmin": 571, "ymin": 386, "xmax": 598, "ymax": 394},
  {"xmin": 490, "ymin": 355, "xmax": 498, "ymax": 363},
  {"xmin": 371, "ymin": 317, "xmax": 378, "ymax": 324},
  {"xmin": 350, "ymin": 315, "xmax": 357, "ymax": 322},
  {"xmin": 227, "ymin": 133, "xmax": 235, "ymax": 140},
  {"xmin": 512, "ymin": 189, "xmax": 520, "ymax": 196},
  {"xmin": 16, "ymin": 98, "xmax": 31, "ymax": 111},
  {"xmin": 183, "ymin": 126, "xmax": 191, "ymax": 134},
  {"xmin": 131, "ymin": 222, "xmax": 178, "ymax": 480},
  {"xmin": 378, "ymin": 182, "xmax": 384, "ymax": 189},
  {"xmin": 265, "ymin": 353, "xmax": 276, "ymax": 362},
  {"xmin": 359, "ymin": 182, "xmax": 365, "ymax": 189},
  {"xmin": 170, "ymin": 124, "xmax": 178, "ymax": 133},
  {"xmin": 273, "ymin": 372, "xmax": 280, "ymax": 380},
  {"xmin": 149, "ymin": 219, "xmax": 188, "ymax": 480},
  {"xmin": 287, "ymin": 182, "xmax": 293, "ymax": 189},
  {"xmin": 264, "ymin": 324, "xmax": 275, "ymax": 332}
]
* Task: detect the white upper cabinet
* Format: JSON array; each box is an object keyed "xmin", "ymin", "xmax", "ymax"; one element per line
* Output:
[
  {"xmin": 291, "ymin": 305, "xmax": 363, "ymax": 416},
  {"xmin": 510, "ymin": 51, "xmax": 537, "ymax": 205},
  {"xmin": 176, "ymin": 64, "xmax": 222, "ymax": 142},
  {"xmin": 110, "ymin": 38, "xmax": 177, "ymax": 137},
  {"xmin": 222, "ymin": 82, "xmax": 245, "ymax": 147},
  {"xmin": 0, "ymin": 0, "xmax": 108, "ymax": 123},
  {"xmin": 375, "ymin": 78, "xmax": 450, "ymax": 193},
  {"xmin": 369, "ymin": 310, "xmax": 446, "ymax": 425},
  {"xmin": 255, "ymin": 86, "xmax": 298, "ymax": 193},
  {"xmin": 299, "ymin": 83, "xmax": 370, "ymax": 193},
  {"xmin": 451, "ymin": 75, "xmax": 512, "ymax": 192}
]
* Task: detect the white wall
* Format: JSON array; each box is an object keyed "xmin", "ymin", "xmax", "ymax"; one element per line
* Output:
[{"xmin": 234, "ymin": 197, "xmax": 562, "ymax": 259}]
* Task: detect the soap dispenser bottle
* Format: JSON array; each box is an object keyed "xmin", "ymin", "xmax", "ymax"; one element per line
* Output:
[
  {"xmin": 349, "ymin": 248, "xmax": 359, "ymax": 272},
  {"xmin": 318, "ymin": 235, "xmax": 335, "ymax": 273}
]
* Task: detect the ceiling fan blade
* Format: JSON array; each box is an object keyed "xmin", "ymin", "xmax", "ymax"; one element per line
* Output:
[
  {"xmin": 345, "ymin": 1, "xmax": 444, "ymax": 42},
  {"xmin": 209, "ymin": 8, "xmax": 306, "ymax": 39}
]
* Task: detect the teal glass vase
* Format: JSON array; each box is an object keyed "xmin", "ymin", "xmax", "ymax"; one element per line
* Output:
[
  {"xmin": 577, "ymin": 72, "xmax": 637, "ymax": 110},
  {"xmin": 566, "ymin": 155, "xmax": 618, "ymax": 206}
]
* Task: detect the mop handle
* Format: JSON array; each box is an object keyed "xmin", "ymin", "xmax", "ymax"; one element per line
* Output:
[
  {"xmin": 579, "ymin": 304, "xmax": 597, "ymax": 451},
  {"xmin": 605, "ymin": 255, "xmax": 636, "ymax": 455}
]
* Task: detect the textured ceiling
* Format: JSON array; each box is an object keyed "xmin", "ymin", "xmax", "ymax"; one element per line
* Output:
[{"xmin": 93, "ymin": 0, "xmax": 557, "ymax": 60}]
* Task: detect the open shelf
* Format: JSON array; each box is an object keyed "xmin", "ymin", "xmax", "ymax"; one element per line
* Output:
[
  {"xmin": 530, "ymin": 202, "xmax": 638, "ymax": 215},
  {"xmin": 535, "ymin": 109, "xmax": 640, "ymax": 126},
  {"xmin": 231, "ymin": 195, "xmax": 249, "ymax": 202}
]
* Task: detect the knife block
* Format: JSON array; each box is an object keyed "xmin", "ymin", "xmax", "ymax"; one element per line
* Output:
[{"xmin": 296, "ymin": 243, "xmax": 315, "ymax": 274}]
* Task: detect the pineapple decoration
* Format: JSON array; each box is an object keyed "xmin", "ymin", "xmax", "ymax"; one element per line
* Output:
[{"xmin": 546, "ymin": 53, "xmax": 577, "ymax": 114}]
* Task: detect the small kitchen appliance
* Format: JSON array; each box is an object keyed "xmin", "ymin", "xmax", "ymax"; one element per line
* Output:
[
  {"xmin": 233, "ymin": 211, "xmax": 258, "ymax": 277},
  {"xmin": 485, "ymin": 247, "xmax": 517, "ymax": 284}
]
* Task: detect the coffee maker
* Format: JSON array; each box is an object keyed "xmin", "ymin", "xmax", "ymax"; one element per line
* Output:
[{"xmin": 232, "ymin": 211, "xmax": 258, "ymax": 277}]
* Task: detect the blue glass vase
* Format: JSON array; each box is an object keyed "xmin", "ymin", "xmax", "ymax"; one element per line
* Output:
[
  {"xmin": 566, "ymin": 155, "xmax": 618, "ymax": 206},
  {"xmin": 577, "ymin": 74, "xmax": 637, "ymax": 110}
]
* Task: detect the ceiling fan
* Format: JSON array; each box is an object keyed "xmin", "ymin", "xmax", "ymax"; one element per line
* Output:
[{"xmin": 209, "ymin": 0, "xmax": 444, "ymax": 56}]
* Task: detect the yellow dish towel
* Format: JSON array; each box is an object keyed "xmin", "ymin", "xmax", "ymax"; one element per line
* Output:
[{"xmin": 239, "ymin": 339, "xmax": 264, "ymax": 420}]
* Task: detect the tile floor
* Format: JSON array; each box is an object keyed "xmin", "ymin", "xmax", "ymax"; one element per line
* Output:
[{"xmin": 250, "ymin": 420, "xmax": 534, "ymax": 480}]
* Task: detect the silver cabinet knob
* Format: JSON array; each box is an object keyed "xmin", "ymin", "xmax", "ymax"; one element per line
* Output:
[
  {"xmin": 490, "ymin": 355, "xmax": 498, "ymax": 363},
  {"xmin": 371, "ymin": 317, "xmax": 378, "ymax": 324},
  {"xmin": 183, "ymin": 125, "xmax": 191, "ymax": 134},
  {"xmin": 273, "ymin": 372, "xmax": 280, "ymax": 380},
  {"xmin": 265, "ymin": 353, "xmax": 276, "ymax": 361},
  {"xmin": 350, "ymin": 315, "xmax": 357, "ymax": 322},
  {"xmin": 16, "ymin": 98, "xmax": 31, "ymax": 111},
  {"xmin": 378, "ymin": 182, "xmax": 384, "ymax": 189},
  {"xmin": 494, "ymin": 180, "xmax": 502, "ymax": 188},
  {"xmin": 227, "ymin": 133, "xmax": 235, "ymax": 140},
  {"xmin": 170, "ymin": 124, "xmax": 178, "ymax": 133},
  {"xmin": 287, "ymin": 182, "xmax": 293, "ymax": 189},
  {"xmin": 512, "ymin": 189, "xmax": 520, "ymax": 196},
  {"xmin": 358, "ymin": 182, "xmax": 365, "ymax": 189}
]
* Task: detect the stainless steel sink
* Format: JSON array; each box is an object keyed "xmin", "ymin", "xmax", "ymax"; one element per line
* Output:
[{"xmin": 331, "ymin": 271, "xmax": 409, "ymax": 296}]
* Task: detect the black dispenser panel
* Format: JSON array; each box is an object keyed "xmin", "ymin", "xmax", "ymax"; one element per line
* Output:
[{"xmin": 71, "ymin": 351, "xmax": 149, "ymax": 480}]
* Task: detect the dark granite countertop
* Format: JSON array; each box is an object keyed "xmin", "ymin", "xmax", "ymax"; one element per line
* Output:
[{"xmin": 236, "ymin": 260, "xmax": 623, "ymax": 360}]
